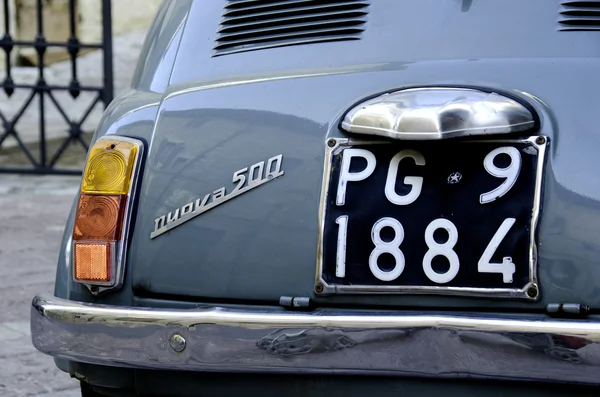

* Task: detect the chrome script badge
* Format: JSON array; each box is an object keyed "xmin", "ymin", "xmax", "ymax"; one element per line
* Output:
[{"xmin": 150, "ymin": 154, "xmax": 284, "ymax": 239}]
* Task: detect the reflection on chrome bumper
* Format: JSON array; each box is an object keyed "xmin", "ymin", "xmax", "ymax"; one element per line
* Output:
[{"xmin": 31, "ymin": 294, "xmax": 600, "ymax": 384}]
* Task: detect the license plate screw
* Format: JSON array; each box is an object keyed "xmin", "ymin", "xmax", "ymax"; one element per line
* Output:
[
  {"xmin": 526, "ymin": 284, "xmax": 539, "ymax": 299},
  {"xmin": 315, "ymin": 283, "xmax": 324, "ymax": 294},
  {"xmin": 536, "ymin": 136, "xmax": 545, "ymax": 145},
  {"xmin": 169, "ymin": 333, "xmax": 186, "ymax": 353},
  {"xmin": 327, "ymin": 139, "xmax": 336, "ymax": 147}
]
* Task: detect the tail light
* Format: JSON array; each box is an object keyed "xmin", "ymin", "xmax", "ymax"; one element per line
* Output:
[{"xmin": 72, "ymin": 136, "xmax": 143, "ymax": 293}]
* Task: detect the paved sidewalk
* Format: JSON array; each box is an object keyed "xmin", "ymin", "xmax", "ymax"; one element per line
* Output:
[{"xmin": 0, "ymin": 174, "xmax": 82, "ymax": 396}]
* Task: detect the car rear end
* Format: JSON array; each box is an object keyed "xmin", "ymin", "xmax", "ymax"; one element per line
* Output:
[{"xmin": 31, "ymin": 0, "xmax": 600, "ymax": 395}]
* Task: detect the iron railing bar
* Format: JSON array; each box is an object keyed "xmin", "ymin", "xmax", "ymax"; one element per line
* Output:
[
  {"xmin": 0, "ymin": 130, "xmax": 11, "ymax": 148},
  {"xmin": 101, "ymin": 0, "xmax": 114, "ymax": 106},
  {"xmin": 38, "ymin": 88, "xmax": 46, "ymax": 167},
  {"xmin": 68, "ymin": 1, "xmax": 78, "ymax": 83},
  {"xmin": 69, "ymin": 0, "xmax": 77, "ymax": 36},
  {"xmin": 2, "ymin": 0, "xmax": 9, "ymax": 34},
  {"xmin": 78, "ymin": 93, "xmax": 102, "ymax": 124},
  {"xmin": 2, "ymin": 0, "xmax": 14, "ymax": 97},
  {"xmin": 0, "ymin": 85, "xmax": 37, "ymax": 161},
  {"xmin": 0, "ymin": 167, "xmax": 81, "ymax": 175},
  {"xmin": 46, "ymin": 91, "xmax": 72, "ymax": 124},
  {"xmin": 10, "ymin": 90, "xmax": 36, "ymax": 125},
  {"xmin": 0, "ymin": 109, "xmax": 8, "ymax": 124},
  {"xmin": 36, "ymin": 0, "xmax": 47, "ymax": 167},
  {"xmin": 0, "ymin": 117, "xmax": 12, "ymax": 147},
  {"xmin": 48, "ymin": 136, "xmax": 73, "ymax": 167},
  {"xmin": 0, "ymin": 109, "xmax": 11, "ymax": 148},
  {"xmin": 9, "ymin": 83, "xmax": 104, "ymax": 91},
  {"xmin": 9, "ymin": 129, "xmax": 40, "ymax": 166},
  {"xmin": 47, "ymin": 95, "xmax": 96, "ymax": 168},
  {"xmin": 36, "ymin": 0, "xmax": 43, "ymax": 35},
  {"xmin": 67, "ymin": 0, "xmax": 80, "ymax": 99},
  {"xmin": 76, "ymin": 134, "xmax": 89, "ymax": 151},
  {"xmin": 9, "ymin": 40, "xmax": 103, "ymax": 49}
]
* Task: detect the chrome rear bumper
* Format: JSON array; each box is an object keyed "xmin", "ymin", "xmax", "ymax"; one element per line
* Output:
[{"xmin": 31, "ymin": 294, "xmax": 600, "ymax": 384}]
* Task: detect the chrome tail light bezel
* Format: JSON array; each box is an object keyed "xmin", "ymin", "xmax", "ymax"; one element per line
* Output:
[
  {"xmin": 340, "ymin": 87, "xmax": 537, "ymax": 141},
  {"xmin": 71, "ymin": 135, "xmax": 144, "ymax": 295}
]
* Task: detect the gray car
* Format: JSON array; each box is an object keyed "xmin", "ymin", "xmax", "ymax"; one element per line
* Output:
[{"xmin": 30, "ymin": 0, "xmax": 600, "ymax": 396}]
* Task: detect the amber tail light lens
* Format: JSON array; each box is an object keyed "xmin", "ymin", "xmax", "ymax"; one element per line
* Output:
[
  {"xmin": 72, "ymin": 136, "xmax": 142, "ymax": 288},
  {"xmin": 74, "ymin": 243, "xmax": 112, "ymax": 282},
  {"xmin": 81, "ymin": 141, "xmax": 138, "ymax": 195}
]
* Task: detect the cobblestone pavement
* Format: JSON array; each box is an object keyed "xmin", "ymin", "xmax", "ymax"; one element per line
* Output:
[{"xmin": 0, "ymin": 174, "xmax": 83, "ymax": 396}]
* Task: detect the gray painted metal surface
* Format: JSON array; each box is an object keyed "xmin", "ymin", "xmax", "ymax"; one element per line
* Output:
[
  {"xmin": 53, "ymin": 0, "xmax": 600, "ymax": 308},
  {"xmin": 42, "ymin": 0, "xmax": 600, "ymax": 391}
]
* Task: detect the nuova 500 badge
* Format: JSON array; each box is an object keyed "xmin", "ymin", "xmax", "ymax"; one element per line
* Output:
[{"xmin": 150, "ymin": 154, "xmax": 284, "ymax": 239}]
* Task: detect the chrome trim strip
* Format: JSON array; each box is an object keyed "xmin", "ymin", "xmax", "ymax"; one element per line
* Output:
[
  {"xmin": 315, "ymin": 136, "xmax": 547, "ymax": 300},
  {"xmin": 31, "ymin": 294, "xmax": 600, "ymax": 384}
]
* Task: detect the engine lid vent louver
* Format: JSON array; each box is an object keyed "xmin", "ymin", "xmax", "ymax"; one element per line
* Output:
[
  {"xmin": 558, "ymin": 0, "xmax": 600, "ymax": 31},
  {"xmin": 213, "ymin": 0, "xmax": 370, "ymax": 57}
]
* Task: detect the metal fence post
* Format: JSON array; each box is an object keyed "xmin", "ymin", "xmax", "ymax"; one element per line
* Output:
[{"xmin": 101, "ymin": 0, "xmax": 113, "ymax": 107}]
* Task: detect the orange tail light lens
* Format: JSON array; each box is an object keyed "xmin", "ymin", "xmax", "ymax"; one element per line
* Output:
[
  {"xmin": 74, "ymin": 243, "xmax": 111, "ymax": 282},
  {"xmin": 73, "ymin": 136, "xmax": 142, "ymax": 290},
  {"xmin": 73, "ymin": 194, "xmax": 126, "ymax": 241}
]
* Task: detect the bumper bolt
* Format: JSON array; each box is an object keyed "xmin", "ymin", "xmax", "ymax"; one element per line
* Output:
[
  {"xmin": 327, "ymin": 139, "xmax": 336, "ymax": 148},
  {"xmin": 169, "ymin": 333, "xmax": 186, "ymax": 353},
  {"xmin": 315, "ymin": 283, "xmax": 324, "ymax": 294},
  {"xmin": 536, "ymin": 136, "xmax": 545, "ymax": 145},
  {"xmin": 527, "ymin": 285, "xmax": 539, "ymax": 299}
]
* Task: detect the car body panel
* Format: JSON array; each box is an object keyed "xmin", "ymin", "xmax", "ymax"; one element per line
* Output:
[
  {"xmin": 127, "ymin": 55, "xmax": 600, "ymax": 309},
  {"xmin": 124, "ymin": 0, "xmax": 600, "ymax": 309},
  {"xmin": 38, "ymin": 0, "xmax": 600, "ymax": 392},
  {"xmin": 51, "ymin": 0, "xmax": 600, "ymax": 310}
]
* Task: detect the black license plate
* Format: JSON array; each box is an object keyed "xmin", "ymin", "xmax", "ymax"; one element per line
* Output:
[{"xmin": 316, "ymin": 137, "xmax": 547, "ymax": 300}]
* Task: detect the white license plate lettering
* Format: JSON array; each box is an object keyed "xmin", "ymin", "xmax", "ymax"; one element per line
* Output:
[
  {"xmin": 478, "ymin": 218, "xmax": 517, "ymax": 283},
  {"xmin": 336, "ymin": 147, "xmax": 521, "ymax": 207},
  {"xmin": 422, "ymin": 218, "xmax": 460, "ymax": 284},
  {"xmin": 480, "ymin": 146, "xmax": 522, "ymax": 204},
  {"xmin": 384, "ymin": 150, "xmax": 426, "ymax": 205},
  {"xmin": 369, "ymin": 217, "xmax": 406, "ymax": 281},
  {"xmin": 335, "ymin": 215, "xmax": 349, "ymax": 278},
  {"xmin": 335, "ymin": 215, "xmax": 519, "ymax": 284},
  {"xmin": 336, "ymin": 148, "xmax": 376, "ymax": 206}
]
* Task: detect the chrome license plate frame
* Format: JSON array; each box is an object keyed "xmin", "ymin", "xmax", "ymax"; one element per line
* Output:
[{"xmin": 315, "ymin": 136, "xmax": 548, "ymax": 300}]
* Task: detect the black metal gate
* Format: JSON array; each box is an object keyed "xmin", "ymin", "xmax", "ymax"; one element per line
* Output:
[{"xmin": 0, "ymin": 0, "xmax": 113, "ymax": 175}]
